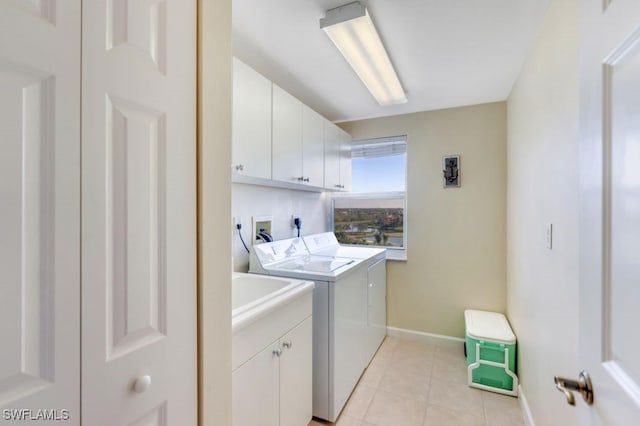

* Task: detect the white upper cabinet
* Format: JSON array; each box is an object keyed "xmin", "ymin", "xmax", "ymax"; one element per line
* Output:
[
  {"xmin": 302, "ymin": 105, "xmax": 325, "ymax": 187},
  {"xmin": 324, "ymin": 120, "xmax": 352, "ymax": 192},
  {"xmin": 272, "ymin": 84, "xmax": 303, "ymax": 183},
  {"xmin": 272, "ymin": 86, "xmax": 325, "ymax": 188},
  {"xmin": 232, "ymin": 57, "xmax": 272, "ymax": 179},
  {"xmin": 232, "ymin": 58, "xmax": 351, "ymax": 191}
]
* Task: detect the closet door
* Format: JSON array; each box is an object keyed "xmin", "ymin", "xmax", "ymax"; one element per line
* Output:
[
  {"xmin": 0, "ymin": 2, "xmax": 80, "ymax": 424},
  {"xmin": 82, "ymin": 1, "xmax": 197, "ymax": 424}
]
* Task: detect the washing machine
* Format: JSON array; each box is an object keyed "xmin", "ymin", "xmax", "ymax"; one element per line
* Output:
[{"xmin": 249, "ymin": 237, "xmax": 369, "ymax": 422}]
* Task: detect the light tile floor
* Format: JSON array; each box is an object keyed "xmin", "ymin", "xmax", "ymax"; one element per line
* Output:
[{"xmin": 309, "ymin": 336, "xmax": 524, "ymax": 426}]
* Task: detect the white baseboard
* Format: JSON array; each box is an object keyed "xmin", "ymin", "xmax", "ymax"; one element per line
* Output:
[
  {"xmin": 386, "ymin": 326, "xmax": 465, "ymax": 346},
  {"xmin": 518, "ymin": 385, "xmax": 535, "ymax": 426}
]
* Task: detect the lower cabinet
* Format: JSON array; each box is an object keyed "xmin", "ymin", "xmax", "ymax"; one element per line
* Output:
[{"xmin": 233, "ymin": 316, "xmax": 313, "ymax": 426}]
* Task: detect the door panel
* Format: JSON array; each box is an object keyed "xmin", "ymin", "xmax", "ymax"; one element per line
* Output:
[
  {"xmin": 302, "ymin": 106, "xmax": 325, "ymax": 187},
  {"xmin": 232, "ymin": 58, "xmax": 272, "ymax": 179},
  {"xmin": 580, "ymin": 0, "xmax": 640, "ymax": 423},
  {"xmin": 106, "ymin": 96, "xmax": 167, "ymax": 361},
  {"xmin": 272, "ymin": 84, "xmax": 303, "ymax": 183},
  {"xmin": 323, "ymin": 121, "xmax": 341, "ymax": 190},
  {"xmin": 338, "ymin": 128, "xmax": 352, "ymax": 192},
  {"xmin": 0, "ymin": 1, "xmax": 80, "ymax": 422},
  {"xmin": 607, "ymin": 31, "xmax": 640, "ymax": 383},
  {"xmin": 280, "ymin": 317, "xmax": 313, "ymax": 426},
  {"xmin": 232, "ymin": 343, "xmax": 280, "ymax": 426},
  {"xmin": 82, "ymin": 1, "xmax": 196, "ymax": 424}
]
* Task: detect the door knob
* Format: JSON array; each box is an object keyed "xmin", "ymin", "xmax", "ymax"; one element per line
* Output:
[
  {"xmin": 554, "ymin": 371, "xmax": 594, "ymax": 406},
  {"xmin": 133, "ymin": 374, "xmax": 152, "ymax": 393}
]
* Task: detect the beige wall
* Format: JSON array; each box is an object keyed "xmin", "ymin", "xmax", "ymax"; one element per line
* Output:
[
  {"xmin": 506, "ymin": 0, "xmax": 579, "ymax": 424},
  {"xmin": 198, "ymin": 0, "xmax": 232, "ymax": 424},
  {"xmin": 341, "ymin": 102, "xmax": 507, "ymax": 338}
]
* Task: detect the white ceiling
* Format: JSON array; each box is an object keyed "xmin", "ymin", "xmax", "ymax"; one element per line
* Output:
[{"xmin": 232, "ymin": 0, "xmax": 550, "ymax": 123}]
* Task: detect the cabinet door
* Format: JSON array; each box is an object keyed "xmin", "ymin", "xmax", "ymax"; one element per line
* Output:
[
  {"xmin": 279, "ymin": 317, "xmax": 313, "ymax": 426},
  {"xmin": 232, "ymin": 57, "xmax": 272, "ymax": 179},
  {"xmin": 302, "ymin": 105, "xmax": 325, "ymax": 187},
  {"xmin": 323, "ymin": 120, "xmax": 341, "ymax": 190},
  {"xmin": 232, "ymin": 342, "xmax": 280, "ymax": 426},
  {"xmin": 338, "ymin": 127, "xmax": 352, "ymax": 192},
  {"xmin": 272, "ymin": 84, "xmax": 302, "ymax": 183},
  {"xmin": 366, "ymin": 260, "xmax": 387, "ymax": 364}
]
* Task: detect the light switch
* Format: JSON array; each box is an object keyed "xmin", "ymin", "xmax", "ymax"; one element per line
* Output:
[{"xmin": 546, "ymin": 223, "xmax": 553, "ymax": 249}]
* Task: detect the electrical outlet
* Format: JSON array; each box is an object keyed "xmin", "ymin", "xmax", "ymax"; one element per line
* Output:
[{"xmin": 233, "ymin": 216, "xmax": 243, "ymax": 229}]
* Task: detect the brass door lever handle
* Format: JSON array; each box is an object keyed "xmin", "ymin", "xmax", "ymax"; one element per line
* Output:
[{"xmin": 554, "ymin": 371, "xmax": 594, "ymax": 406}]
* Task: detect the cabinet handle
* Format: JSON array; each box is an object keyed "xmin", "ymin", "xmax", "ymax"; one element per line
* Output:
[
  {"xmin": 235, "ymin": 164, "xmax": 245, "ymax": 171},
  {"xmin": 303, "ymin": 177, "xmax": 310, "ymax": 182},
  {"xmin": 282, "ymin": 341, "xmax": 292, "ymax": 349},
  {"xmin": 273, "ymin": 348, "xmax": 283, "ymax": 357},
  {"xmin": 297, "ymin": 176, "xmax": 305, "ymax": 182}
]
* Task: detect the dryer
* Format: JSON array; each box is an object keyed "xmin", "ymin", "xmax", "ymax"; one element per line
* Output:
[{"xmin": 303, "ymin": 233, "xmax": 387, "ymax": 366}]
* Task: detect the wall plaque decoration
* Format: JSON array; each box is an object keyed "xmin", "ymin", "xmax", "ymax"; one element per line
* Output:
[{"xmin": 443, "ymin": 155, "xmax": 460, "ymax": 188}]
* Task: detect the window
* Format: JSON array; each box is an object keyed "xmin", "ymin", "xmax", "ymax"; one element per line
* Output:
[{"xmin": 332, "ymin": 136, "xmax": 407, "ymax": 260}]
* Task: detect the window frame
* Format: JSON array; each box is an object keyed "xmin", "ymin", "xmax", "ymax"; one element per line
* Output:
[{"xmin": 331, "ymin": 135, "xmax": 408, "ymax": 260}]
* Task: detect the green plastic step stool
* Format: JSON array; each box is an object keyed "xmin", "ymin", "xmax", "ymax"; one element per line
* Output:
[{"xmin": 464, "ymin": 309, "xmax": 518, "ymax": 397}]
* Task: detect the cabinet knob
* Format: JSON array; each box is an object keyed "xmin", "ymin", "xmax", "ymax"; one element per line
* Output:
[
  {"xmin": 282, "ymin": 341, "xmax": 292, "ymax": 349},
  {"xmin": 273, "ymin": 348, "xmax": 283, "ymax": 357},
  {"xmin": 235, "ymin": 164, "xmax": 245, "ymax": 171},
  {"xmin": 303, "ymin": 177, "xmax": 310, "ymax": 182},
  {"xmin": 133, "ymin": 374, "xmax": 151, "ymax": 393},
  {"xmin": 297, "ymin": 176, "xmax": 305, "ymax": 182}
]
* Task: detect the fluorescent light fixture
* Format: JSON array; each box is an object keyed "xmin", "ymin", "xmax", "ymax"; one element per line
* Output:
[{"xmin": 320, "ymin": 2, "xmax": 407, "ymax": 106}]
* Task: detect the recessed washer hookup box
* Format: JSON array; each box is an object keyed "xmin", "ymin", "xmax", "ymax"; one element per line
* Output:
[{"xmin": 464, "ymin": 309, "xmax": 518, "ymax": 396}]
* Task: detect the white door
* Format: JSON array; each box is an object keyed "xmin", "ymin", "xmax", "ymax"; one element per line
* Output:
[
  {"xmin": 0, "ymin": 1, "xmax": 80, "ymax": 423},
  {"xmin": 82, "ymin": 1, "xmax": 197, "ymax": 424},
  {"xmin": 579, "ymin": 0, "xmax": 640, "ymax": 423}
]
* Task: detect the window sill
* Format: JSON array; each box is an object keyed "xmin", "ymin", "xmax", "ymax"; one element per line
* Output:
[{"xmin": 386, "ymin": 249, "xmax": 406, "ymax": 261}]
